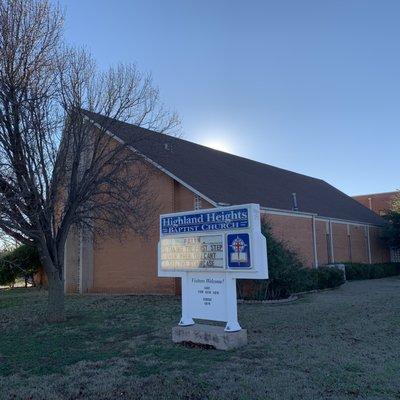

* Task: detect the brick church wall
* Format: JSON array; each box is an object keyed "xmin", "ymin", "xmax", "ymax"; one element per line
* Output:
[
  {"xmin": 89, "ymin": 169, "xmax": 213, "ymax": 294},
  {"xmin": 315, "ymin": 220, "xmax": 329, "ymax": 266},
  {"xmin": 263, "ymin": 213, "xmax": 315, "ymax": 267},
  {"xmin": 64, "ymin": 162, "xmax": 391, "ymax": 295},
  {"xmin": 91, "ymin": 166, "xmax": 175, "ymax": 294}
]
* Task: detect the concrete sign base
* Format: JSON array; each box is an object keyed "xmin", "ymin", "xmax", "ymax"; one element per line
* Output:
[{"xmin": 172, "ymin": 324, "xmax": 248, "ymax": 351}]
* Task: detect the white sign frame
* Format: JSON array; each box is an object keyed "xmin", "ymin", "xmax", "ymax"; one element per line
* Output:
[{"xmin": 158, "ymin": 203, "xmax": 268, "ymax": 332}]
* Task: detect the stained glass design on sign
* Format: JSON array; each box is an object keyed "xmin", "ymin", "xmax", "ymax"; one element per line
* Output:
[{"xmin": 227, "ymin": 233, "xmax": 251, "ymax": 268}]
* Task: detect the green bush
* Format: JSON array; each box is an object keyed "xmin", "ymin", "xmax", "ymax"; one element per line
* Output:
[
  {"xmin": 381, "ymin": 211, "xmax": 400, "ymax": 248},
  {"xmin": 0, "ymin": 260, "xmax": 16, "ymax": 286},
  {"xmin": 312, "ymin": 267, "xmax": 345, "ymax": 290},
  {"xmin": 0, "ymin": 245, "xmax": 41, "ymax": 287},
  {"xmin": 237, "ymin": 222, "xmax": 345, "ymax": 301},
  {"xmin": 345, "ymin": 263, "xmax": 400, "ymax": 281}
]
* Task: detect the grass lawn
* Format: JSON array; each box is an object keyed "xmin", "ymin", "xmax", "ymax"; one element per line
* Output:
[{"xmin": 1, "ymin": 278, "xmax": 400, "ymax": 400}]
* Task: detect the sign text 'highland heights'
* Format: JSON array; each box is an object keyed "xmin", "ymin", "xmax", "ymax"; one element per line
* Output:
[{"xmin": 161, "ymin": 208, "xmax": 249, "ymax": 234}]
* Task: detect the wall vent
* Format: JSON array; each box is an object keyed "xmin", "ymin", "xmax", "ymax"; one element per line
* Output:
[{"xmin": 194, "ymin": 195, "xmax": 202, "ymax": 210}]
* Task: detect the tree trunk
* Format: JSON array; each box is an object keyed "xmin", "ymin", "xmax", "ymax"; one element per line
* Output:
[{"xmin": 46, "ymin": 270, "xmax": 66, "ymax": 322}]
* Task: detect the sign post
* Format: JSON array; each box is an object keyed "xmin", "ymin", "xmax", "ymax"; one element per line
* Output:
[{"xmin": 158, "ymin": 204, "xmax": 268, "ymax": 346}]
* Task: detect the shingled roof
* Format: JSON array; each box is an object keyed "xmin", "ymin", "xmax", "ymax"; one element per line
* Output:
[{"xmin": 84, "ymin": 110, "xmax": 384, "ymax": 226}]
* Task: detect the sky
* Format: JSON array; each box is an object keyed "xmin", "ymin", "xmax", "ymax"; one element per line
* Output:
[{"xmin": 58, "ymin": 0, "xmax": 400, "ymax": 196}]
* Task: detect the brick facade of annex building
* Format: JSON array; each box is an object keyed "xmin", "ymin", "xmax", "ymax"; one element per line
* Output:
[
  {"xmin": 63, "ymin": 112, "xmax": 390, "ymax": 295},
  {"xmin": 353, "ymin": 191, "xmax": 398, "ymax": 216},
  {"xmin": 353, "ymin": 191, "xmax": 399, "ymax": 262}
]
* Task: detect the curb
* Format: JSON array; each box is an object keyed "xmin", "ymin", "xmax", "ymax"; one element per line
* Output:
[
  {"xmin": 238, "ymin": 283, "xmax": 345, "ymax": 304},
  {"xmin": 292, "ymin": 284, "xmax": 344, "ymax": 296},
  {"xmin": 238, "ymin": 295, "xmax": 298, "ymax": 304}
]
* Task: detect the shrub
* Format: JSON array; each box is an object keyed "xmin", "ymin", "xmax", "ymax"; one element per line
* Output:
[
  {"xmin": 0, "ymin": 245, "xmax": 41, "ymax": 287},
  {"xmin": 237, "ymin": 221, "xmax": 345, "ymax": 300},
  {"xmin": 312, "ymin": 267, "xmax": 345, "ymax": 290},
  {"xmin": 381, "ymin": 211, "xmax": 400, "ymax": 248},
  {"xmin": 0, "ymin": 260, "xmax": 16, "ymax": 286},
  {"xmin": 345, "ymin": 262, "xmax": 400, "ymax": 281}
]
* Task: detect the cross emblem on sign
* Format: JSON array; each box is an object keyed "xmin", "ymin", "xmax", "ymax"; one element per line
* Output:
[
  {"xmin": 234, "ymin": 241, "xmax": 241, "ymax": 252},
  {"xmin": 231, "ymin": 237, "xmax": 246, "ymax": 254}
]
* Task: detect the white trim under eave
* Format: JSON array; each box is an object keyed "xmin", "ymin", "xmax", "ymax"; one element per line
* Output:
[
  {"xmin": 83, "ymin": 116, "xmax": 218, "ymax": 208},
  {"xmin": 315, "ymin": 215, "xmax": 383, "ymax": 228},
  {"xmin": 260, "ymin": 207, "xmax": 317, "ymax": 218},
  {"xmin": 261, "ymin": 206, "xmax": 383, "ymax": 228}
]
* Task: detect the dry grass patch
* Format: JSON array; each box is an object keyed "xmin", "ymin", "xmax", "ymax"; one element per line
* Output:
[{"xmin": 1, "ymin": 278, "xmax": 400, "ymax": 399}]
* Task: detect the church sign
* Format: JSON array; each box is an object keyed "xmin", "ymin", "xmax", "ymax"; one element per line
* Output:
[{"xmin": 158, "ymin": 203, "xmax": 268, "ymax": 332}]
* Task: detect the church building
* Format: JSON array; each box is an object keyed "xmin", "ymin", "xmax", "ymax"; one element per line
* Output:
[{"xmin": 64, "ymin": 111, "xmax": 389, "ymax": 294}]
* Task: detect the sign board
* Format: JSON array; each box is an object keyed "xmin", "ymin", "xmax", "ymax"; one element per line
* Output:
[
  {"xmin": 160, "ymin": 235, "xmax": 224, "ymax": 269},
  {"xmin": 158, "ymin": 203, "xmax": 268, "ymax": 332}
]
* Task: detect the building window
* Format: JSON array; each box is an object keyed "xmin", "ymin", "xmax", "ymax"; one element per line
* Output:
[{"xmin": 194, "ymin": 195, "xmax": 202, "ymax": 210}]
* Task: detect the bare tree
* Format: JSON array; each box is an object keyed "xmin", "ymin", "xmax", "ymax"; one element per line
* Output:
[
  {"xmin": 0, "ymin": 0, "xmax": 179, "ymax": 321},
  {"xmin": 0, "ymin": 232, "xmax": 17, "ymax": 252}
]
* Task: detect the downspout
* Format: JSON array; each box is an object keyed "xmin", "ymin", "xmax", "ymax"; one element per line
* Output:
[
  {"xmin": 366, "ymin": 226, "xmax": 372, "ymax": 264},
  {"xmin": 329, "ymin": 219, "xmax": 335, "ymax": 264},
  {"xmin": 312, "ymin": 216, "xmax": 318, "ymax": 268},
  {"xmin": 347, "ymin": 224, "xmax": 352, "ymax": 262}
]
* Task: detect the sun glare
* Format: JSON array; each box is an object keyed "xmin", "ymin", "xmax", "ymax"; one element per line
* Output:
[{"xmin": 203, "ymin": 139, "xmax": 233, "ymax": 154}]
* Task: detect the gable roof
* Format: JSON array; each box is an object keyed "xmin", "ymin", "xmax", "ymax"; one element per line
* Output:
[{"xmin": 84, "ymin": 110, "xmax": 385, "ymax": 226}]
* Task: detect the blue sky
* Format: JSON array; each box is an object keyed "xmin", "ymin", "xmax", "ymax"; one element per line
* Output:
[{"xmin": 59, "ymin": 0, "xmax": 399, "ymax": 196}]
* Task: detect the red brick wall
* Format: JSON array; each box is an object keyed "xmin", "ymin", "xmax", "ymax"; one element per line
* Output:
[
  {"xmin": 315, "ymin": 220, "xmax": 329, "ymax": 265},
  {"xmin": 263, "ymin": 215, "xmax": 389, "ymax": 267},
  {"xmin": 90, "ymin": 172, "xmax": 213, "ymax": 294},
  {"xmin": 173, "ymin": 181, "xmax": 213, "ymax": 212},
  {"xmin": 265, "ymin": 214, "xmax": 314, "ymax": 267},
  {"xmin": 65, "ymin": 158, "xmax": 391, "ymax": 294},
  {"xmin": 353, "ymin": 192, "xmax": 397, "ymax": 216},
  {"xmin": 92, "ymin": 166, "xmax": 176, "ymax": 294},
  {"xmin": 69, "ymin": 202, "xmax": 390, "ymax": 295},
  {"xmin": 349, "ymin": 225, "xmax": 368, "ymax": 263},
  {"xmin": 332, "ymin": 223, "xmax": 350, "ymax": 263}
]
